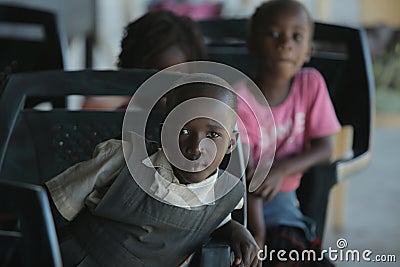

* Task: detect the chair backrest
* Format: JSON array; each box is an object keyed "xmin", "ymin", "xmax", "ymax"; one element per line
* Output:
[
  {"xmin": 0, "ymin": 180, "xmax": 62, "ymax": 267},
  {"xmin": 0, "ymin": 4, "xmax": 64, "ymax": 73},
  {"xmin": 0, "ymin": 70, "xmax": 157, "ymax": 184},
  {"xmin": 199, "ymin": 18, "xmax": 375, "ymax": 179},
  {"xmin": 0, "ymin": 4, "xmax": 66, "ymax": 108}
]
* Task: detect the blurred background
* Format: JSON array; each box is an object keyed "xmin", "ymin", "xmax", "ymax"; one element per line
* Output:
[
  {"xmin": 2, "ymin": 0, "xmax": 399, "ymax": 115},
  {"xmin": 0, "ymin": 0, "xmax": 398, "ymax": 266}
]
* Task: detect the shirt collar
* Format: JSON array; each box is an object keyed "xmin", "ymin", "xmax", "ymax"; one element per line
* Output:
[
  {"xmin": 142, "ymin": 150, "xmax": 219, "ymax": 208},
  {"xmin": 142, "ymin": 149, "xmax": 219, "ymax": 186}
]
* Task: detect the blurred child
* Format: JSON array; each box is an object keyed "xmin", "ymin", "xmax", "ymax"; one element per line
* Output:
[
  {"xmin": 47, "ymin": 73, "xmax": 260, "ymax": 267},
  {"xmin": 83, "ymin": 10, "xmax": 206, "ymax": 110},
  {"xmin": 237, "ymin": 1, "xmax": 341, "ymax": 266}
]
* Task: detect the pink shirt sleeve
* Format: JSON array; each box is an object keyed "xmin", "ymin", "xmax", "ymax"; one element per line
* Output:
[
  {"xmin": 305, "ymin": 69, "xmax": 341, "ymax": 140},
  {"xmin": 237, "ymin": 95, "xmax": 261, "ymax": 163}
]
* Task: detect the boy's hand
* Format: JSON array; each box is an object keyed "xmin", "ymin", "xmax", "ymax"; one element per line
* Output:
[
  {"xmin": 229, "ymin": 221, "xmax": 261, "ymax": 267},
  {"xmin": 253, "ymin": 164, "xmax": 286, "ymax": 202},
  {"xmin": 253, "ymin": 236, "xmax": 265, "ymax": 250}
]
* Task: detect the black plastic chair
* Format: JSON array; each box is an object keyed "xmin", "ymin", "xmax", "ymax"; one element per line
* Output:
[
  {"xmin": 0, "ymin": 4, "xmax": 65, "ymax": 107},
  {"xmin": 0, "ymin": 69, "xmax": 246, "ymax": 266},
  {"xmin": 0, "ymin": 70, "xmax": 155, "ymax": 184},
  {"xmin": 0, "ymin": 180, "xmax": 62, "ymax": 267},
  {"xmin": 199, "ymin": 19, "xmax": 375, "ymax": 239}
]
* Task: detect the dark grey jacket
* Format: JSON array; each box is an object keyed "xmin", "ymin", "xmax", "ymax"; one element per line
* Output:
[{"xmin": 58, "ymin": 164, "xmax": 243, "ymax": 267}]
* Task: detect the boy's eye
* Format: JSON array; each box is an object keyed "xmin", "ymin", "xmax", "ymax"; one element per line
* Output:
[
  {"xmin": 293, "ymin": 33, "xmax": 303, "ymax": 42},
  {"xmin": 207, "ymin": 132, "xmax": 220, "ymax": 138},
  {"xmin": 267, "ymin": 30, "xmax": 279, "ymax": 39},
  {"xmin": 180, "ymin": 129, "xmax": 189, "ymax": 135}
]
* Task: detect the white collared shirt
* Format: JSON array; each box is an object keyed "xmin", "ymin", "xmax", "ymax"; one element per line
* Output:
[
  {"xmin": 143, "ymin": 150, "xmax": 219, "ymax": 208},
  {"xmin": 143, "ymin": 149, "xmax": 243, "ymax": 227}
]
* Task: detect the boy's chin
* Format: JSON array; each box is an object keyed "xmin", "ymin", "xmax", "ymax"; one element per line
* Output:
[{"xmin": 174, "ymin": 168, "xmax": 215, "ymax": 184}]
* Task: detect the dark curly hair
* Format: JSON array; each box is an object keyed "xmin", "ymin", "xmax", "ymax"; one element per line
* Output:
[{"xmin": 117, "ymin": 10, "xmax": 207, "ymax": 68}]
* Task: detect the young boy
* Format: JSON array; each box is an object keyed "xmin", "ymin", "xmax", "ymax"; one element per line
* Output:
[
  {"xmin": 237, "ymin": 0, "xmax": 340, "ymax": 266},
  {"xmin": 46, "ymin": 73, "xmax": 260, "ymax": 267}
]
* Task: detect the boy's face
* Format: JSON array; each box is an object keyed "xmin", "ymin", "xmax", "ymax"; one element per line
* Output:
[
  {"xmin": 250, "ymin": 5, "xmax": 312, "ymax": 79},
  {"xmin": 164, "ymin": 87, "xmax": 238, "ymax": 184},
  {"xmin": 173, "ymin": 117, "xmax": 236, "ymax": 184}
]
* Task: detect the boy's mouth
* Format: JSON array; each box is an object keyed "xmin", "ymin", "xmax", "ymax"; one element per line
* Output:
[
  {"xmin": 273, "ymin": 58, "xmax": 298, "ymax": 68},
  {"xmin": 275, "ymin": 54, "xmax": 295, "ymax": 63},
  {"xmin": 182, "ymin": 160, "xmax": 210, "ymax": 172}
]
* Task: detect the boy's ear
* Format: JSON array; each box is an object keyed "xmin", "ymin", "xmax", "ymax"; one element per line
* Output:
[
  {"xmin": 305, "ymin": 43, "xmax": 313, "ymax": 63},
  {"xmin": 226, "ymin": 131, "xmax": 239, "ymax": 154}
]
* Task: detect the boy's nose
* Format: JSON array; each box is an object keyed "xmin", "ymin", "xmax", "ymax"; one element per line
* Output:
[
  {"xmin": 277, "ymin": 34, "xmax": 292, "ymax": 49},
  {"xmin": 185, "ymin": 137, "xmax": 202, "ymax": 160}
]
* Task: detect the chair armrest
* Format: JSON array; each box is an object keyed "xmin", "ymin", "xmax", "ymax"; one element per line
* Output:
[
  {"xmin": 189, "ymin": 239, "xmax": 232, "ymax": 267},
  {"xmin": 330, "ymin": 125, "xmax": 354, "ymax": 162}
]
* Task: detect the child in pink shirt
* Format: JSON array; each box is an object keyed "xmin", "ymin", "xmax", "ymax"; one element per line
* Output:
[{"xmin": 237, "ymin": 1, "xmax": 340, "ymax": 266}]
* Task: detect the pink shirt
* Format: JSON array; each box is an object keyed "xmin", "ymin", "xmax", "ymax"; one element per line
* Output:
[{"xmin": 237, "ymin": 68, "xmax": 341, "ymax": 192}]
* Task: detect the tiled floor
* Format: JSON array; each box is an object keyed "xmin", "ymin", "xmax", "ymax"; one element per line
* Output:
[{"xmin": 323, "ymin": 127, "xmax": 400, "ymax": 266}]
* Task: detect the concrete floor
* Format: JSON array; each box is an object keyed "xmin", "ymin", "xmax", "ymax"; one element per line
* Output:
[{"xmin": 323, "ymin": 127, "xmax": 400, "ymax": 266}]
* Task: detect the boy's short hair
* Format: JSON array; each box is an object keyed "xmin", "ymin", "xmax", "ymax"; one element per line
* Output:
[
  {"xmin": 249, "ymin": 0, "xmax": 314, "ymax": 41},
  {"xmin": 166, "ymin": 73, "xmax": 238, "ymax": 116}
]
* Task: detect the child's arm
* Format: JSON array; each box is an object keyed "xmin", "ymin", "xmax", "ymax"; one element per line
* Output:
[
  {"xmin": 243, "ymin": 147, "xmax": 266, "ymax": 248},
  {"xmin": 254, "ymin": 135, "xmax": 334, "ymax": 202},
  {"xmin": 212, "ymin": 220, "xmax": 261, "ymax": 267},
  {"xmin": 247, "ymin": 193, "xmax": 265, "ymax": 248},
  {"xmin": 46, "ymin": 139, "xmax": 125, "ymax": 221}
]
